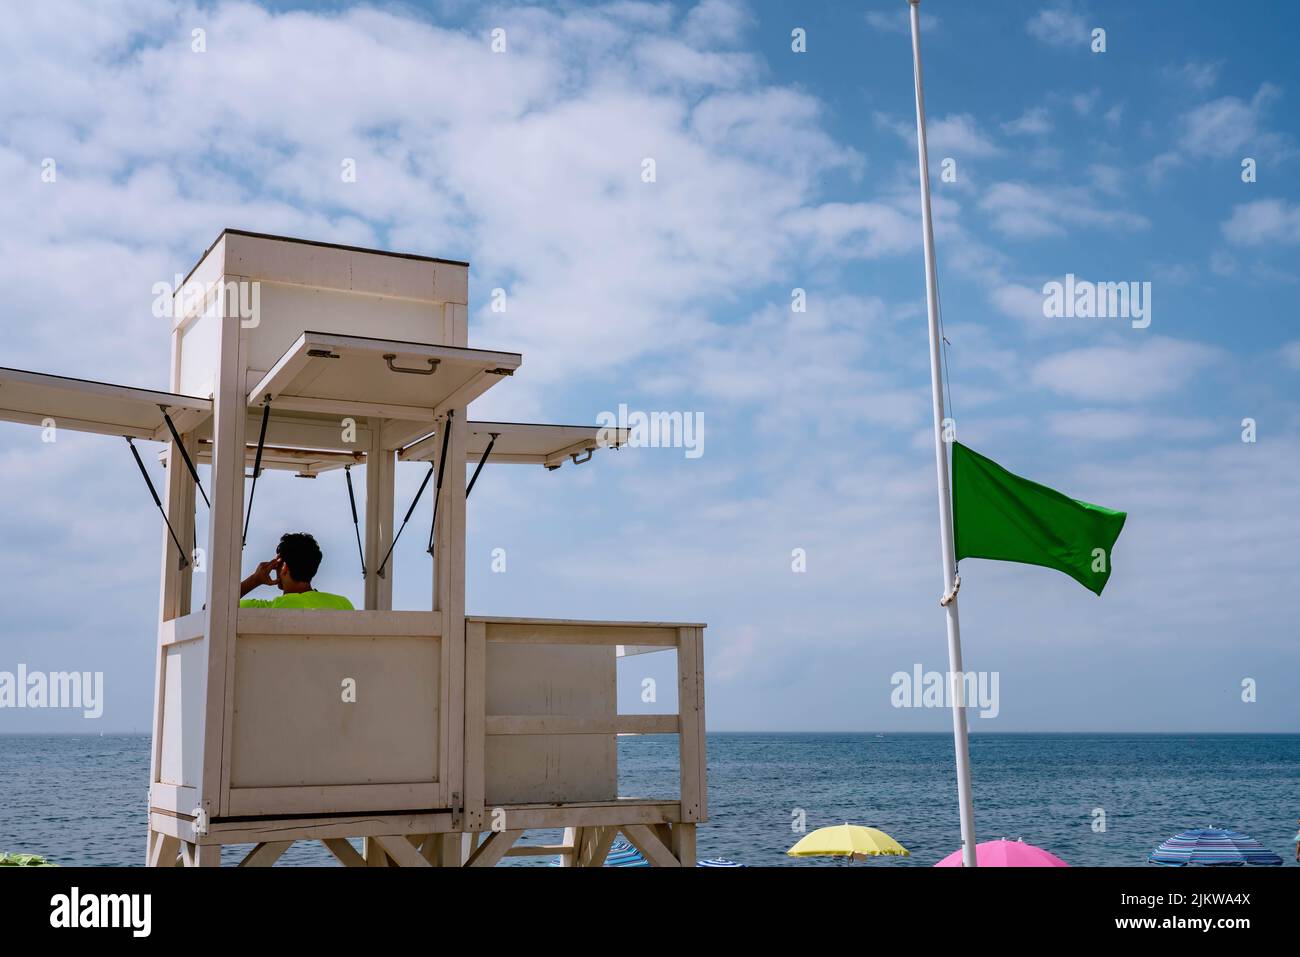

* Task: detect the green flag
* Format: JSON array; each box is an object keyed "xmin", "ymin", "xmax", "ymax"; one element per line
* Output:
[{"xmin": 951, "ymin": 442, "xmax": 1127, "ymax": 596}]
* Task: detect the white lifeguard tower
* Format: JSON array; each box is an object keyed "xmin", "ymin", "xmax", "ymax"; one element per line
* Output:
[{"xmin": 0, "ymin": 230, "xmax": 707, "ymax": 867}]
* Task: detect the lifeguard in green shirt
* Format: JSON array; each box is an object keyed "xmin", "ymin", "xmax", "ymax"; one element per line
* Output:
[{"xmin": 239, "ymin": 532, "xmax": 355, "ymax": 610}]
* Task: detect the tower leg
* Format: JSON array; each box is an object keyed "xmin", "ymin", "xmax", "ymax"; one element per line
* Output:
[
  {"xmin": 196, "ymin": 844, "xmax": 221, "ymax": 866},
  {"xmin": 147, "ymin": 831, "xmax": 181, "ymax": 867},
  {"xmin": 671, "ymin": 822, "xmax": 696, "ymax": 867},
  {"xmin": 363, "ymin": 836, "xmax": 392, "ymax": 866}
]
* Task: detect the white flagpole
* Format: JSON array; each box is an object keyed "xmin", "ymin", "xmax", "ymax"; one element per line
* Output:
[{"xmin": 907, "ymin": 0, "xmax": 978, "ymax": 868}]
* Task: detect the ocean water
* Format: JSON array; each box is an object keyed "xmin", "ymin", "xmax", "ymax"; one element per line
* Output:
[{"xmin": 1, "ymin": 733, "xmax": 1296, "ymax": 867}]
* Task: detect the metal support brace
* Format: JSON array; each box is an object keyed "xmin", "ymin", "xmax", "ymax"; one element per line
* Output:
[
  {"xmin": 375, "ymin": 463, "xmax": 434, "ymax": 579},
  {"xmin": 160, "ymin": 408, "xmax": 209, "ymax": 508},
  {"xmin": 426, "ymin": 410, "xmax": 454, "ymax": 555},
  {"xmin": 241, "ymin": 398, "xmax": 271, "ymax": 548},
  {"xmin": 126, "ymin": 437, "xmax": 188, "ymax": 569},
  {"xmin": 344, "ymin": 464, "xmax": 365, "ymax": 578},
  {"xmin": 465, "ymin": 432, "xmax": 498, "ymax": 500}
]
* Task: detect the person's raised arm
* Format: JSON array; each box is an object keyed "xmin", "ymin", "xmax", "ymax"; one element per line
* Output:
[{"xmin": 240, "ymin": 558, "xmax": 282, "ymax": 598}]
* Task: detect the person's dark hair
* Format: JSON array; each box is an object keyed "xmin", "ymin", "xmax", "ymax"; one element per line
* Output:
[{"xmin": 277, "ymin": 532, "xmax": 323, "ymax": 583}]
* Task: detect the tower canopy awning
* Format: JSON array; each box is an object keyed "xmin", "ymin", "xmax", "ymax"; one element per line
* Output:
[
  {"xmin": 247, "ymin": 331, "xmax": 522, "ymax": 423},
  {"xmin": 400, "ymin": 420, "xmax": 630, "ymax": 470},
  {"xmin": 0, "ymin": 367, "xmax": 211, "ymax": 440},
  {"xmin": 181, "ymin": 421, "xmax": 629, "ymax": 478},
  {"xmin": 183, "ymin": 441, "xmax": 364, "ymax": 478}
]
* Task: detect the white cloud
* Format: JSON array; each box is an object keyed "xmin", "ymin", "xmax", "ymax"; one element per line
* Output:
[
  {"xmin": 1180, "ymin": 84, "xmax": 1281, "ymax": 157},
  {"xmin": 1031, "ymin": 337, "xmax": 1220, "ymax": 402},
  {"xmin": 1282, "ymin": 340, "xmax": 1300, "ymax": 370},
  {"xmin": 0, "ymin": 0, "xmax": 879, "ymax": 408},
  {"xmin": 1002, "ymin": 107, "xmax": 1052, "ymax": 136},
  {"xmin": 1048, "ymin": 409, "xmax": 1217, "ymax": 442},
  {"xmin": 1071, "ymin": 88, "xmax": 1101, "ymax": 116},
  {"xmin": 991, "ymin": 283, "xmax": 1047, "ymax": 323},
  {"xmin": 876, "ymin": 111, "xmax": 1001, "ymax": 159},
  {"xmin": 928, "ymin": 114, "xmax": 1001, "ymax": 158},
  {"xmin": 634, "ymin": 37, "xmax": 757, "ymax": 87},
  {"xmin": 1026, "ymin": 3, "xmax": 1089, "ymax": 48},
  {"xmin": 1165, "ymin": 60, "xmax": 1222, "ymax": 93},
  {"xmin": 690, "ymin": 88, "xmax": 859, "ymax": 178},
  {"xmin": 1026, "ymin": 146, "xmax": 1065, "ymax": 170},
  {"xmin": 649, "ymin": 292, "xmax": 933, "ymax": 435},
  {"xmin": 682, "ymin": 0, "xmax": 751, "ymax": 46},
  {"xmin": 1221, "ymin": 199, "xmax": 1300, "ymax": 246},
  {"xmin": 783, "ymin": 201, "xmax": 916, "ymax": 260},
  {"xmin": 979, "ymin": 181, "xmax": 1148, "ymax": 239},
  {"xmin": 1147, "ymin": 151, "xmax": 1183, "ymax": 183},
  {"xmin": 1152, "ymin": 84, "xmax": 1287, "ymax": 179},
  {"xmin": 865, "ymin": 9, "xmax": 939, "ymax": 35},
  {"xmin": 1087, "ymin": 163, "xmax": 1127, "ymax": 195}
]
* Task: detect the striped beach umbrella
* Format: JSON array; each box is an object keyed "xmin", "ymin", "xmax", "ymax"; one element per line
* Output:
[
  {"xmin": 604, "ymin": 839, "xmax": 651, "ymax": 867},
  {"xmin": 1149, "ymin": 827, "xmax": 1283, "ymax": 866},
  {"xmin": 551, "ymin": 839, "xmax": 744, "ymax": 867}
]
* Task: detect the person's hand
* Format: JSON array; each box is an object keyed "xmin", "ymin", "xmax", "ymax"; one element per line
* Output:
[
  {"xmin": 239, "ymin": 556, "xmax": 284, "ymax": 598},
  {"xmin": 252, "ymin": 557, "xmax": 282, "ymax": 587}
]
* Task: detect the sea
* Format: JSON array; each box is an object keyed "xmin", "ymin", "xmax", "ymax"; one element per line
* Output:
[{"xmin": 1, "ymin": 732, "xmax": 1296, "ymax": 867}]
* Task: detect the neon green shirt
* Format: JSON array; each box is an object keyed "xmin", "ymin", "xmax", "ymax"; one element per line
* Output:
[{"xmin": 239, "ymin": 591, "xmax": 354, "ymax": 610}]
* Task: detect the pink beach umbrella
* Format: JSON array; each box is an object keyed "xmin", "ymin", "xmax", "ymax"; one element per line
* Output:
[{"xmin": 935, "ymin": 838, "xmax": 1069, "ymax": 867}]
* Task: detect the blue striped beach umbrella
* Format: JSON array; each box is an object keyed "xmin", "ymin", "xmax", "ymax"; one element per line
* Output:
[
  {"xmin": 1148, "ymin": 827, "xmax": 1283, "ymax": 866},
  {"xmin": 604, "ymin": 839, "xmax": 651, "ymax": 867},
  {"xmin": 550, "ymin": 839, "xmax": 744, "ymax": 867},
  {"xmin": 547, "ymin": 839, "xmax": 650, "ymax": 867}
]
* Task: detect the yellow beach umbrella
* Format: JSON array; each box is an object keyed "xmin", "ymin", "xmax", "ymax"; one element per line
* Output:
[{"xmin": 787, "ymin": 824, "xmax": 909, "ymax": 862}]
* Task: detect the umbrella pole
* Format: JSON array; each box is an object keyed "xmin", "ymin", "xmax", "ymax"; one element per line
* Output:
[{"xmin": 907, "ymin": 0, "xmax": 978, "ymax": 867}]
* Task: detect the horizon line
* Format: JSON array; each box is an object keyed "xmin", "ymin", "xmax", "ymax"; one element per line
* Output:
[{"xmin": 4, "ymin": 729, "xmax": 1299, "ymax": 736}]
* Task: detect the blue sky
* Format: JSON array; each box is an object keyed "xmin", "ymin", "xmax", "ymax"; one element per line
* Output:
[{"xmin": 1, "ymin": 0, "xmax": 1297, "ymax": 733}]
